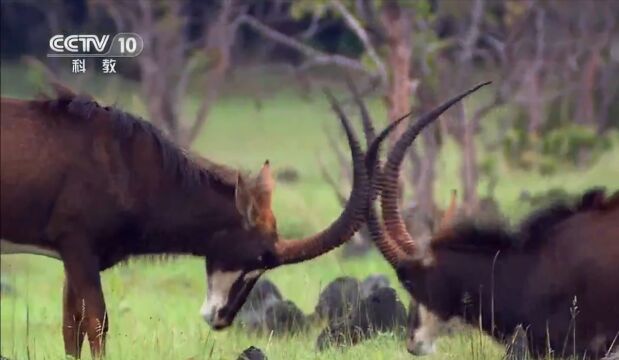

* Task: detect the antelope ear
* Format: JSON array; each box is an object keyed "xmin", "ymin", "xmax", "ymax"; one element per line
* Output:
[
  {"xmin": 253, "ymin": 160, "xmax": 274, "ymax": 208},
  {"xmin": 235, "ymin": 174, "xmax": 256, "ymax": 226},
  {"xmin": 438, "ymin": 189, "xmax": 458, "ymax": 231}
]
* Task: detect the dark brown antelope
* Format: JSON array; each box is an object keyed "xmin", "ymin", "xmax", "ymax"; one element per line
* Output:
[
  {"xmin": 0, "ymin": 83, "xmax": 404, "ymax": 358},
  {"xmin": 363, "ymin": 82, "xmax": 619, "ymax": 358}
]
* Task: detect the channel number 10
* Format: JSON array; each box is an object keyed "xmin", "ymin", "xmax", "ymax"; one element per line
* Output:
[{"xmin": 110, "ymin": 33, "xmax": 144, "ymax": 57}]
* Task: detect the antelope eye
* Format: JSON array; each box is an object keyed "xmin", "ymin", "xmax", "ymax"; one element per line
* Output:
[{"xmin": 258, "ymin": 251, "xmax": 278, "ymax": 267}]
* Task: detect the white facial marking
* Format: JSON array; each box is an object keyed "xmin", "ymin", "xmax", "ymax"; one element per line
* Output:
[
  {"xmin": 200, "ymin": 269, "xmax": 243, "ymax": 324},
  {"xmin": 409, "ymin": 304, "xmax": 441, "ymax": 355},
  {"xmin": 244, "ymin": 269, "xmax": 263, "ymax": 280},
  {"xmin": 0, "ymin": 239, "xmax": 61, "ymax": 259}
]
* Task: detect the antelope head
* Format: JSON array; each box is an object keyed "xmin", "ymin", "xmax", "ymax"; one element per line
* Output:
[
  {"xmin": 200, "ymin": 89, "xmax": 405, "ymax": 329},
  {"xmin": 360, "ymin": 82, "xmax": 491, "ymax": 354}
]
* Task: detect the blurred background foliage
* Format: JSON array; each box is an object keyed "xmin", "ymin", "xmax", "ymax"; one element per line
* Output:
[
  {"xmin": 1, "ymin": 1, "xmax": 618, "ymax": 357},
  {"xmin": 2, "ymin": 0, "xmax": 618, "ymax": 244}
]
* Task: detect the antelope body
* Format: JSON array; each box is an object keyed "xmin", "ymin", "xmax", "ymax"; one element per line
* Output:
[
  {"xmin": 0, "ymin": 84, "xmax": 398, "ymax": 358},
  {"xmin": 360, "ymin": 81, "xmax": 619, "ymax": 358}
]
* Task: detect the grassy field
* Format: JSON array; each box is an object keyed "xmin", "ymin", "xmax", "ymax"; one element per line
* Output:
[{"xmin": 1, "ymin": 63, "xmax": 617, "ymax": 359}]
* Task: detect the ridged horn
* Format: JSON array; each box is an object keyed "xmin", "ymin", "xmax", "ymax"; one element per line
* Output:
[
  {"xmin": 346, "ymin": 77, "xmax": 414, "ymax": 267},
  {"xmin": 381, "ymin": 82, "xmax": 491, "ymax": 257},
  {"xmin": 344, "ymin": 75, "xmax": 376, "ymax": 146},
  {"xmin": 273, "ymin": 89, "xmax": 372, "ymax": 264}
]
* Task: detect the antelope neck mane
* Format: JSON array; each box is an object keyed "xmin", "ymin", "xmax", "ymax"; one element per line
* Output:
[
  {"xmin": 433, "ymin": 188, "xmax": 616, "ymax": 253},
  {"xmin": 34, "ymin": 88, "xmax": 242, "ymax": 195}
]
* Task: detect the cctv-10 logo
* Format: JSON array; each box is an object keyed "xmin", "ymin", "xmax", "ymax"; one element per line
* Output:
[
  {"xmin": 48, "ymin": 33, "xmax": 143, "ymax": 57},
  {"xmin": 50, "ymin": 35, "xmax": 110, "ymax": 53}
]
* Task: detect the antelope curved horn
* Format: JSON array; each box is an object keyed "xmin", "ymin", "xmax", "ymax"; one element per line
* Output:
[
  {"xmin": 273, "ymin": 88, "xmax": 397, "ymax": 264},
  {"xmin": 347, "ymin": 76, "xmax": 414, "ymax": 267},
  {"xmin": 344, "ymin": 75, "xmax": 376, "ymax": 147},
  {"xmin": 381, "ymin": 82, "xmax": 492, "ymax": 257}
]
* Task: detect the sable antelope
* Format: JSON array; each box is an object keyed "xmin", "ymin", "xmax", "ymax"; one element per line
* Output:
[
  {"xmin": 0, "ymin": 84, "xmax": 403, "ymax": 358},
  {"xmin": 360, "ymin": 81, "xmax": 619, "ymax": 357}
]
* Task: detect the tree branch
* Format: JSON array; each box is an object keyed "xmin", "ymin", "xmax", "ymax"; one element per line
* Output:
[
  {"xmin": 188, "ymin": 0, "xmax": 240, "ymax": 144},
  {"xmin": 238, "ymin": 14, "xmax": 374, "ymax": 76},
  {"xmin": 330, "ymin": 0, "xmax": 387, "ymax": 83},
  {"xmin": 323, "ymin": 123, "xmax": 353, "ymax": 183},
  {"xmin": 317, "ymin": 156, "xmax": 348, "ymax": 207},
  {"xmin": 300, "ymin": 4, "xmax": 326, "ymax": 39},
  {"xmin": 459, "ymin": 0, "xmax": 484, "ymax": 63}
]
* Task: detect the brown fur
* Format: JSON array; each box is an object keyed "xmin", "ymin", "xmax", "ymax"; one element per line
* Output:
[
  {"xmin": 1, "ymin": 93, "xmax": 273, "ymax": 357},
  {"xmin": 0, "ymin": 85, "xmax": 385, "ymax": 358},
  {"xmin": 363, "ymin": 82, "xmax": 618, "ymax": 358},
  {"xmin": 396, "ymin": 190, "xmax": 619, "ymax": 358}
]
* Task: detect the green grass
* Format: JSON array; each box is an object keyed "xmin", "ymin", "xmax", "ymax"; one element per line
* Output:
[
  {"xmin": 1, "ymin": 62, "xmax": 617, "ymax": 359},
  {"xmin": 1, "ymin": 255, "xmax": 507, "ymax": 360}
]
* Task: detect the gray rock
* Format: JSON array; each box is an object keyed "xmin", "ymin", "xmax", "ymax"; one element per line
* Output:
[
  {"xmin": 356, "ymin": 287, "xmax": 407, "ymax": 332},
  {"xmin": 264, "ymin": 300, "xmax": 307, "ymax": 335},
  {"xmin": 236, "ymin": 279, "xmax": 282, "ymax": 331},
  {"xmin": 243, "ymin": 279, "xmax": 283, "ymax": 311},
  {"xmin": 360, "ymin": 275, "xmax": 390, "ymax": 298},
  {"xmin": 317, "ymin": 287, "xmax": 407, "ymax": 350},
  {"xmin": 237, "ymin": 346, "xmax": 267, "ymax": 360},
  {"xmin": 314, "ymin": 277, "xmax": 361, "ymax": 323}
]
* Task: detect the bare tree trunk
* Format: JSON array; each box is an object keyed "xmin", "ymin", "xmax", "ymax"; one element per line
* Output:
[
  {"xmin": 454, "ymin": 102, "xmax": 479, "ymax": 216},
  {"xmin": 575, "ymin": 47, "xmax": 601, "ymax": 126},
  {"xmin": 597, "ymin": 62, "xmax": 618, "ymax": 133},
  {"xmin": 526, "ymin": 5, "xmax": 546, "ymax": 137},
  {"xmin": 380, "ymin": 0, "xmax": 413, "ymax": 144},
  {"xmin": 186, "ymin": 0, "xmax": 238, "ymax": 146},
  {"xmin": 380, "ymin": 0, "xmax": 413, "ymax": 207},
  {"xmin": 525, "ymin": 67, "xmax": 544, "ymax": 137},
  {"xmin": 415, "ymin": 127, "xmax": 438, "ymax": 216},
  {"xmin": 412, "ymin": 84, "xmax": 439, "ymax": 218},
  {"xmin": 408, "ymin": 145, "xmax": 422, "ymax": 190},
  {"xmin": 98, "ymin": 0, "xmax": 241, "ymax": 146}
]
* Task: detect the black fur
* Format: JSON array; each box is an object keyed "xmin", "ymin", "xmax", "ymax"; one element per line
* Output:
[{"xmin": 436, "ymin": 188, "xmax": 614, "ymax": 253}]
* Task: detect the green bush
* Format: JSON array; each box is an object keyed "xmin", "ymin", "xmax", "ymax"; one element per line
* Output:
[{"xmin": 502, "ymin": 124, "xmax": 612, "ymax": 174}]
